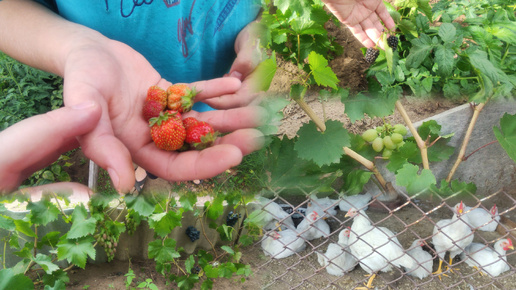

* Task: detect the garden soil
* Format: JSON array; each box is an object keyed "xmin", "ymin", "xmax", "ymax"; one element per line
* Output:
[{"xmin": 59, "ymin": 19, "xmax": 513, "ymax": 290}]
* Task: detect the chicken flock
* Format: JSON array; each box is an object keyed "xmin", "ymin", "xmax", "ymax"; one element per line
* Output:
[{"xmin": 257, "ymin": 194, "xmax": 513, "ymax": 288}]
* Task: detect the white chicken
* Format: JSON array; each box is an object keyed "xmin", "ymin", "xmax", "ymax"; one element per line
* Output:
[
  {"xmin": 254, "ymin": 197, "xmax": 295, "ymax": 231},
  {"xmin": 463, "ymin": 204, "xmax": 500, "ymax": 232},
  {"xmin": 406, "ymin": 239, "xmax": 433, "ymax": 279},
  {"xmin": 260, "ymin": 230, "xmax": 306, "ymax": 259},
  {"xmin": 345, "ymin": 208, "xmax": 415, "ymax": 289},
  {"xmin": 460, "ymin": 238, "xmax": 514, "ymax": 277},
  {"xmin": 296, "ymin": 211, "xmax": 330, "ymax": 240},
  {"xmin": 306, "ymin": 194, "xmax": 338, "ymax": 219},
  {"xmin": 316, "ymin": 228, "xmax": 357, "ymax": 276},
  {"xmin": 339, "ymin": 192, "xmax": 373, "ymax": 212},
  {"xmin": 432, "ymin": 201, "xmax": 474, "ymax": 279}
]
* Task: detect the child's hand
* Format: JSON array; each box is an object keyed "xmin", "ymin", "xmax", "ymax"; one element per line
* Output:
[{"xmin": 0, "ymin": 102, "xmax": 101, "ymax": 193}]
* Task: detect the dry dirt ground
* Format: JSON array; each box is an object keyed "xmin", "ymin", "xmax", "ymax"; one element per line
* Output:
[{"xmin": 54, "ymin": 13, "xmax": 516, "ymax": 290}]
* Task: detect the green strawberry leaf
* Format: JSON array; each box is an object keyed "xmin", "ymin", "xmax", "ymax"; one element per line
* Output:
[
  {"xmin": 494, "ymin": 113, "xmax": 516, "ymax": 163},
  {"xmin": 26, "ymin": 197, "xmax": 60, "ymax": 226},
  {"xmin": 57, "ymin": 235, "xmax": 96, "ymax": 269},
  {"xmin": 395, "ymin": 163, "xmax": 436, "ymax": 195},
  {"xmin": 308, "ymin": 51, "xmax": 339, "ymax": 89},
  {"xmin": 148, "ymin": 238, "xmax": 181, "ymax": 264},
  {"xmin": 0, "ymin": 269, "xmax": 34, "ymax": 290},
  {"xmin": 148, "ymin": 210, "xmax": 183, "ymax": 238},
  {"xmin": 33, "ymin": 253, "xmax": 59, "ymax": 274},
  {"xmin": 295, "ymin": 120, "xmax": 350, "ymax": 167},
  {"xmin": 67, "ymin": 204, "xmax": 96, "ymax": 239}
]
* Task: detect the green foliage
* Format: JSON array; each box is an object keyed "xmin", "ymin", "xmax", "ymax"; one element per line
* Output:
[
  {"xmin": 494, "ymin": 113, "xmax": 516, "ymax": 163},
  {"xmin": 368, "ymin": 0, "xmax": 516, "ymax": 102},
  {"xmin": 0, "ymin": 52, "xmax": 63, "ymax": 130}
]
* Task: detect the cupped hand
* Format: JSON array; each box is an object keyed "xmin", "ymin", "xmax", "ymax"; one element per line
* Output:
[
  {"xmin": 0, "ymin": 102, "xmax": 102, "ymax": 193},
  {"xmin": 62, "ymin": 38, "xmax": 264, "ymax": 193},
  {"xmin": 322, "ymin": 0, "xmax": 395, "ymax": 48}
]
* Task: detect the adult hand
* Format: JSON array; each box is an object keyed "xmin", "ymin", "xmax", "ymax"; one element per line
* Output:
[
  {"xmin": 322, "ymin": 0, "xmax": 396, "ymax": 48},
  {"xmin": 0, "ymin": 102, "xmax": 102, "ymax": 193}
]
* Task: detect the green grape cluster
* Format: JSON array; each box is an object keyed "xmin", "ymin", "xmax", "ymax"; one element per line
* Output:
[
  {"xmin": 125, "ymin": 209, "xmax": 140, "ymax": 235},
  {"xmin": 361, "ymin": 124, "xmax": 408, "ymax": 158},
  {"xmin": 94, "ymin": 223, "xmax": 119, "ymax": 262}
]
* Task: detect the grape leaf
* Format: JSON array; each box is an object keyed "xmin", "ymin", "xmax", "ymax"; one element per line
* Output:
[
  {"xmin": 43, "ymin": 279, "xmax": 66, "ymax": 290},
  {"xmin": 395, "ymin": 163, "xmax": 436, "ymax": 195},
  {"xmin": 124, "ymin": 193, "xmax": 157, "ymax": 217},
  {"xmin": 0, "ymin": 269, "xmax": 33, "ymax": 290},
  {"xmin": 14, "ymin": 219, "xmax": 36, "ymax": 238},
  {"xmin": 148, "ymin": 238, "xmax": 181, "ymax": 264},
  {"xmin": 295, "ymin": 120, "xmax": 350, "ymax": 166},
  {"xmin": 148, "ymin": 210, "xmax": 183, "ymax": 238},
  {"xmin": 386, "ymin": 141, "xmax": 421, "ymax": 172},
  {"xmin": 89, "ymin": 191, "xmax": 119, "ymax": 209},
  {"xmin": 67, "ymin": 204, "xmax": 96, "ymax": 239},
  {"xmin": 263, "ymin": 136, "xmax": 337, "ymax": 190},
  {"xmin": 179, "ymin": 193, "xmax": 197, "ymax": 212},
  {"xmin": 0, "ymin": 214, "xmax": 15, "ymax": 231},
  {"xmin": 343, "ymin": 92, "xmax": 397, "ymax": 123},
  {"xmin": 33, "ymin": 253, "xmax": 59, "ymax": 274},
  {"xmin": 493, "ymin": 113, "xmax": 516, "ymax": 163},
  {"xmin": 57, "ymin": 235, "xmax": 95, "ymax": 269},
  {"xmin": 343, "ymin": 170, "xmax": 373, "ymax": 195},
  {"xmin": 26, "ymin": 197, "xmax": 60, "ymax": 226},
  {"xmin": 430, "ymin": 179, "xmax": 477, "ymax": 197},
  {"xmin": 253, "ymin": 54, "xmax": 277, "ymax": 92},
  {"xmin": 308, "ymin": 51, "xmax": 339, "ymax": 89}
]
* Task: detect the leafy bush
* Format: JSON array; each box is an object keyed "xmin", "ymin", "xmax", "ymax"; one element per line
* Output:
[{"xmin": 0, "ymin": 52, "xmax": 63, "ymax": 130}]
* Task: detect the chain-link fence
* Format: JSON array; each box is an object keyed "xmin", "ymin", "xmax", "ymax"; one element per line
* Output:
[{"xmin": 247, "ymin": 187, "xmax": 516, "ymax": 289}]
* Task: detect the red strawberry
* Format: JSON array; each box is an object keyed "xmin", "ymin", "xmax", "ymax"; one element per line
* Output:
[
  {"xmin": 142, "ymin": 99, "xmax": 164, "ymax": 121},
  {"xmin": 146, "ymin": 86, "xmax": 167, "ymax": 109},
  {"xmin": 149, "ymin": 111, "xmax": 186, "ymax": 151},
  {"xmin": 166, "ymin": 84, "xmax": 197, "ymax": 113},
  {"xmin": 182, "ymin": 117, "xmax": 200, "ymax": 131},
  {"xmin": 185, "ymin": 121, "xmax": 218, "ymax": 150}
]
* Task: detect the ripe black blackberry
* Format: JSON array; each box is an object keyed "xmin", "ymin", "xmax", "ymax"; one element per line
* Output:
[
  {"xmin": 365, "ymin": 47, "xmax": 380, "ymax": 63},
  {"xmin": 387, "ymin": 35, "xmax": 399, "ymax": 50},
  {"xmin": 185, "ymin": 226, "xmax": 201, "ymax": 242},
  {"xmin": 192, "ymin": 266, "xmax": 201, "ymax": 274}
]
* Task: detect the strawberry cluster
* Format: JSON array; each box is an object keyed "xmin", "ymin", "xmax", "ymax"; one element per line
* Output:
[{"xmin": 142, "ymin": 85, "xmax": 218, "ymax": 151}]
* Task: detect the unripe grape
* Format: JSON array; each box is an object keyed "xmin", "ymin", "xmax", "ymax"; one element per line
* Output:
[
  {"xmin": 376, "ymin": 126, "xmax": 384, "ymax": 133},
  {"xmin": 382, "ymin": 149, "xmax": 393, "ymax": 158},
  {"xmin": 391, "ymin": 133, "xmax": 404, "ymax": 144},
  {"xmin": 393, "ymin": 124, "xmax": 408, "ymax": 136},
  {"xmin": 361, "ymin": 129, "xmax": 378, "ymax": 142},
  {"xmin": 383, "ymin": 136, "xmax": 397, "ymax": 150},
  {"xmin": 372, "ymin": 137, "xmax": 384, "ymax": 152}
]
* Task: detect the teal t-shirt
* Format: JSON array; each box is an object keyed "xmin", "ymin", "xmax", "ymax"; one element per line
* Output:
[{"xmin": 34, "ymin": 0, "xmax": 261, "ymax": 111}]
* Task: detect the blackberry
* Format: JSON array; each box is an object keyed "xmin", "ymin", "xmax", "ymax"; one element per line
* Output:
[
  {"xmin": 185, "ymin": 226, "xmax": 200, "ymax": 242},
  {"xmin": 365, "ymin": 47, "xmax": 380, "ymax": 63},
  {"xmin": 226, "ymin": 211, "xmax": 241, "ymax": 227},
  {"xmin": 387, "ymin": 35, "xmax": 399, "ymax": 50},
  {"xmin": 192, "ymin": 266, "xmax": 201, "ymax": 274}
]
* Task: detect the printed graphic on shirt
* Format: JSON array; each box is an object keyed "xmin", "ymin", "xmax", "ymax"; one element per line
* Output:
[
  {"xmin": 163, "ymin": 0, "xmax": 180, "ymax": 8},
  {"xmin": 177, "ymin": 0, "xmax": 240, "ymax": 61}
]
